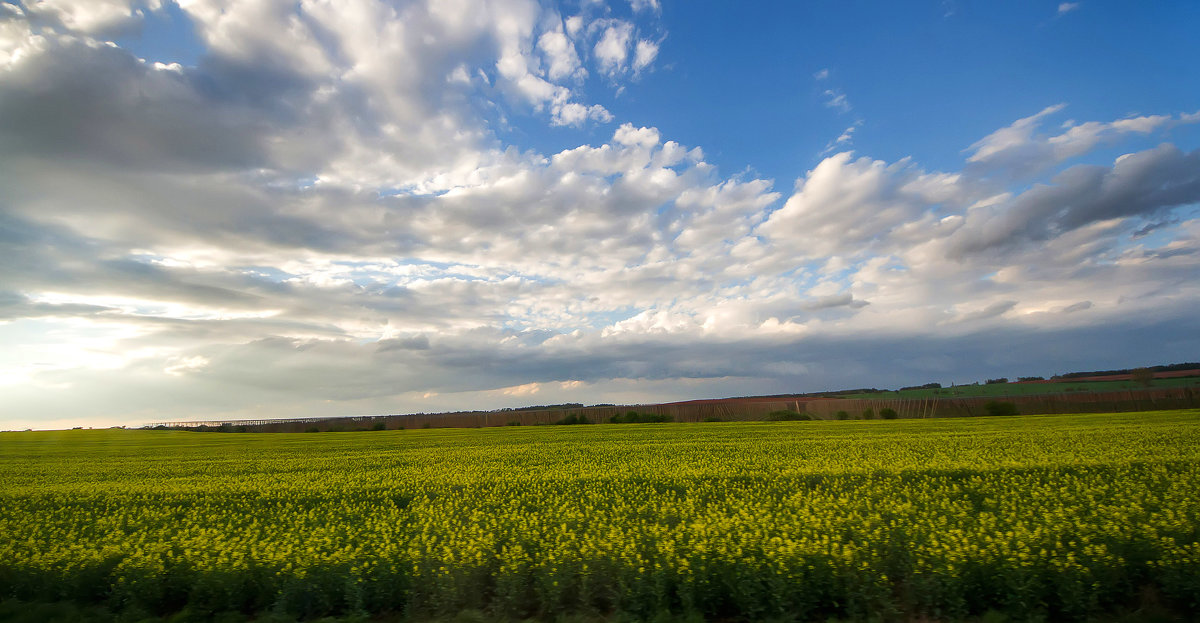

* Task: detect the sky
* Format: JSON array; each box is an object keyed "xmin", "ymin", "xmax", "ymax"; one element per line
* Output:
[{"xmin": 2, "ymin": 0, "xmax": 1199, "ymax": 430}]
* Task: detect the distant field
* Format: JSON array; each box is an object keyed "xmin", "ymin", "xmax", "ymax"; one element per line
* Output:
[
  {"xmin": 3, "ymin": 411, "xmax": 1200, "ymax": 621},
  {"xmin": 837, "ymin": 375, "xmax": 1200, "ymax": 399}
]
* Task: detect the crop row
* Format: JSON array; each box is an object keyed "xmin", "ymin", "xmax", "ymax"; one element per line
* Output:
[{"xmin": 1, "ymin": 411, "xmax": 1198, "ymax": 621}]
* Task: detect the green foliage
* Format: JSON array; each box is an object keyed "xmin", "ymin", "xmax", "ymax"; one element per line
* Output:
[
  {"xmin": 702, "ymin": 416, "xmax": 723, "ymax": 423},
  {"xmin": 304, "ymin": 427, "xmax": 320, "ymax": 433},
  {"xmin": 765, "ymin": 410, "xmax": 810, "ymax": 421},
  {"xmin": 862, "ymin": 408, "xmax": 875, "ymax": 419},
  {"xmin": 371, "ymin": 422, "xmax": 386, "ymax": 431},
  {"xmin": 554, "ymin": 413, "xmax": 591, "ymax": 425},
  {"xmin": 835, "ymin": 410, "xmax": 849, "ymax": 420},
  {"xmin": 983, "ymin": 400, "xmax": 1019, "ymax": 417},
  {"xmin": 2, "ymin": 411, "xmax": 1199, "ymax": 622},
  {"xmin": 505, "ymin": 421, "xmax": 522, "ymax": 426},
  {"xmin": 879, "ymin": 408, "xmax": 898, "ymax": 419},
  {"xmin": 608, "ymin": 411, "xmax": 672, "ymax": 424}
]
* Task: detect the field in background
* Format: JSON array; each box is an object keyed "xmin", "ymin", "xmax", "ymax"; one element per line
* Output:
[
  {"xmin": 837, "ymin": 375, "xmax": 1200, "ymax": 399},
  {"xmin": 4, "ymin": 411, "xmax": 1200, "ymax": 621},
  {"xmin": 143, "ymin": 373, "xmax": 1200, "ymax": 432}
]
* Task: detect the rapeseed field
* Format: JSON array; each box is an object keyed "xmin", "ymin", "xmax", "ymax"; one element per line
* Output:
[{"xmin": 1, "ymin": 411, "xmax": 1198, "ymax": 621}]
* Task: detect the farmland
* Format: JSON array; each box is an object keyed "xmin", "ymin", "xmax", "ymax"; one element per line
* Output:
[
  {"xmin": 836, "ymin": 375, "xmax": 1200, "ymax": 400},
  {"xmin": 2, "ymin": 411, "xmax": 1200, "ymax": 621}
]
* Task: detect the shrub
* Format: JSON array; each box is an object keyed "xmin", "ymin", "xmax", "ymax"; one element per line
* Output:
[
  {"xmin": 984, "ymin": 401, "xmax": 1019, "ymax": 417},
  {"xmin": 505, "ymin": 421, "xmax": 522, "ymax": 426},
  {"xmin": 702, "ymin": 416, "xmax": 723, "ymax": 423},
  {"xmin": 766, "ymin": 410, "xmax": 809, "ymax": 421},
  {"xmin": 372, "ymin": 421, "xmax": 387, "ymax": 431},
  {"xmin": 835, "ymin": 411, "xmax": 849, "ymax": 420},
  {"xmin": 610, "ymin": 411, "xmax": 672, "ymax": 424},
  {"xmin": 862, "ymin": 408, "xmax": 875, "ymax": 419},
  {"xmin": 880, "ymin": 408, "xmax": 899, "ymax": 419},
  {"xmin": 555, "ymin": 414, "xmax": 591, "ymax": 425},
  {"xmin": 1131, "ymin": 368, "xmax": 1155, "ymax": 387},
  {"xmin": 304, "ymin": 427, "xmax": 320, "ymax": 433}
]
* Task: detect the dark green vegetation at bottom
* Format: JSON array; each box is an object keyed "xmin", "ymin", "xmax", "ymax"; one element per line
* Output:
[{"xmin": 2, "ymin": 412, "xmax": 1199, "ymax": 622}]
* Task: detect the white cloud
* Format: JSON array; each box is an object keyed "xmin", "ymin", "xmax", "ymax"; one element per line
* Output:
[
  {"xmin": 813, "ymin": 68, "xmax": 829, "ymax": 81},
  {"xmin": 24, "ymin": 0, "xmax": 158, "ymax": 34},
  {"xmin": 593, "ymin": 21, "xmax": 633, "ymax": 76},
  {"xmin": 630, "ymin": 0, "xmax": 660, "ymax": 13},
  {"xmin": 967, "ymin": 104, "xmax": 1067, "ymax": 164},
  {"xmin": 1057, "ymin": 2, "xmax": 1081, "ymax": 16},
  {"xmin": 501, "ymin": 381, "xmax": 541, "ymax": 396},
  {"xmin": 758, "ymin": 152, "xmax": 965, "ymax": 257},
  {"xmin": 564, "ymin": 14, "xmax": 584, "ymax": 38},
  {"xmin": 822, "ymin": 88, "xmax": 850, "ymax": 113},
  {"xmin": 820, "ymin": 121, "xmax": 862, "ymax": 155},
  {"xmin": 966, "ymin": 104, "xmax": 1198, "ymax": 178},
  {"xmin": 632, "ymin": 39, "xmax": 658, "ymax": 73},
  {"xmin": 164, "ymin": 355, "xmax": 210, "ymax": 376},
  {"xmin": 537, "ymin": 26, "xmax": 584, "ymax": 81}
]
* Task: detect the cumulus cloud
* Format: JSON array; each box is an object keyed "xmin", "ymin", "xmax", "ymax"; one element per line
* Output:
[
  {"xmin": 538, "ymin": 25, "xmax": 584, "ymax": 81},
  {"xmin": 23, "ymin": 0, "xmax": 159, "ymax": 35},
  {"xmin": 1, "ymin": 1, "xmax": 1198, "ymax": 429},
  {"xmin": 758, "ymin": 152, "xmax": 966, "ymax": 257},
  {"xmin": 593, "ymin": 21, "xmax": 633, "ymax": 76}
]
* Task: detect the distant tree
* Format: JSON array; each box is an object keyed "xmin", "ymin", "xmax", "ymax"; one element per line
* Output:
[
  {"xmin": 766, "ymin": 410, "xmax": 809, "ymax": 421},
  {"xmin": 610, "ymin": 411, "xmax": 672, "ymax": 424},
  {"xmin": 879, "ymin": 408, "xmax": 899, "ymax": 419},
  {"xmin": 984, "ymin": 401, "xmax": 1019, "ymax": 417},
  {"xmin": 900, "ymin": 382, "xmax": 942, "ymax": 391},
  {"xmin": 862, "ymin": 408, "xmax": 875, "ymax": 419},
  {"xmin": 372, "ymin": 421, "xmax": 387, "ymax": 431},
  {"xmin": 835, "ymin": 411, "xmax": 849, "ymax": 420},
  {"xmin": 1131, "ymin": 368, "xmax": 1155, "ymax": 387},
  {"xmin": 985, "ymin": 378, "xmax": 1009, "ymax": 385}
]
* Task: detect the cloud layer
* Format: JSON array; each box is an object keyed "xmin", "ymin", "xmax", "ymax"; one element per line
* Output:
[{"xmin": 2, "ymin": 0, "xmax": 1198, "ymax": 428}]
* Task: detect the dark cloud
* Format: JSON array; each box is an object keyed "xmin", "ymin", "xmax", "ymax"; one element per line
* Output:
[
  {"xmin": 802, "ymin": 293, "xmax": 870, "ymax": 311},
  {"xmin": 0, "ymin": 38, "xmax": 271, "ymax": 172},
  {"xmin": 948, "ymin": 145, "xmax": 1200, "ymax": 258},
  {"xmin": 1062, "ymin": 301, "xmax": 1093, "ymax": 313}
]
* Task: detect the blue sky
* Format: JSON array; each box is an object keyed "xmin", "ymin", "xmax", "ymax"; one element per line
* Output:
[{"xmin": 1, "ymin": 0, "xmax": 1198, "ymax": 429}]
